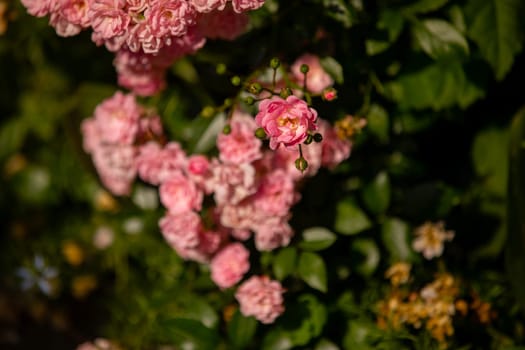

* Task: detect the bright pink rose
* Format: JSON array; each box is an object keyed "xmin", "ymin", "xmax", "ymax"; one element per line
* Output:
[
  {"xmin": 136, "ymin": 141, "xmax": 187, "ymax": 185},
  {"xmin": 217, "ymin": 112, "xmax": 262, "ymax": 164},
  {"xmin": 235, "ymin": 275, "xmax": 285, "ymax": 324},
  {"xmin": 89, "ymin": 0, "xmax": 130, "ymax": 40},
  {"xmin": 291, "ymin": 53, "xmax": 334, "ymax": 94},
  {"xmin": 255, "ymin": 96, "xmax": 318, "ymax": 150},
  {"xmin": 231, "ymin": 0, "xmax": 265, "ymax": 13},
  {"xmin": 197, "ymin": 4, "xmax": 248, "ymax": 40},
  {"xmin": 220, "ymin": 202, "xmax": 256, "ymax": 233},
  {"xmin": 210, "ymin": 243, "xmax": 250, "ymax": 289},
  {"xmin": 254, "ymin": 218, "xmax": 293, "ymax": 251},
  {"xmin": 190, "ymin": 0, "xmax": 227, "ymax": 13},
  {"xmin": 93, "ymin": 91, "xmax": 142, "ymax": 145},
  {"xmin": 159, "ymin": 171, "xmax": 203, "ymax": 214}
]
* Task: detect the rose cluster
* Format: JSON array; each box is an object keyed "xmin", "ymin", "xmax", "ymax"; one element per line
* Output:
[
  {"xmin": 81, "ymin": 89, "xmax": 351, "ymax": 323},
  {"xmin": 21, "ymin": 0, "xmax": 264, "ymax": 95}
]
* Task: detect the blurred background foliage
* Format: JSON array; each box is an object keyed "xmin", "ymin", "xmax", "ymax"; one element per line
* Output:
[{"xmin": 1, "ymin": 0, "xmax": 525, "ymax": 349}]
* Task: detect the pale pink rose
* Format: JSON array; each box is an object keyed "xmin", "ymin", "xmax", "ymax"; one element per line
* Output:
[
  {"xmin": 207, "ymin": 160, "xmax": 257, "ymax": 205},
  {"xmin": 159, "ymin": 171, "xmax": 203, "ymax": 214},
  {"xmin": 210, "ymin": 243, "xmax": 250, "ymax": 289},
  {"xmin": 217, "ymin": 112, "xmax": 262, "ymax": 164},
  {"xmin": 81, "ymin": 117, "xmax": 99, "ymax": 154},
  {"xmin": 76, "ymin": 338, "xmax": 117, "ymax": 350},
  {"xmin": 235, "ymin": 275, "xmax": 285, "ymax": 324},
  {"xmin": 231, "ymin": 0, "xmax": 265, "ymax": 13},
  {"xmin": 93, "ymin": 91, "xmax": 142, "ymax": 145},
  {"xmin": 50, "ymin": 12, "xmax": 83, "ymax": 37},
  {"xmin": 125, "ymin": 0, "xmax": 147, "ymax": 13},
  {"xmin": 89, "ymin": 0, "xmax": 130, "ymax": 40},
  {"xmin": 21, "ymin": 0, "xmax": 55, "ymax": 17},
  {"xmin": 255, "ymin": 96, "xmax": 318, "ymax": 150},
  {"xmin": 114, "ymin": 49, "xmax": 167, "ymax": 96},
  {"xmin": 136, "ymin": 141, "xmax": 187, "ymax": 185},
  {"xmin": 146, "ymin": 0, "xmax": 195, "ymax": 38},
  {"xmin": 159, "ymin": 211, "xmax": 202, "ymax": 250},
  {"xmin": 127, "ymin": 21, "xmax": 163, "ymax": 54},
  {"xmin": 92, "ymin": 144, "xmax": 137, "ymax": 196},
  {"xmin": 61, "ymin": 0, "xmax": 92, "ymax": 27},
  {"xmin": 291, "ymin": 53, "xmax": 334, "ymax": 94},
  {"xmin": 91, "ymin": 29, "xmax": 128, "ymax": 52},
  {"xmin": 220, "ymin": 202, "xmax": 256, "ymax": 233},
  {"xmin": 197, "ymin": 4, "xmax": 248, "ymax": 40},
  {"xmin": 254, "ymin": 170, "xmax": 296, "ymax": 216},
  {"xmin": 254, "ymin": 218, "xmax": 293, "ymax": 251},
  {"xmin": 318, "ymin": 119, "xmax": 351, "ymax": 169},
  {"xmin": 190, "ymin": 0, "xmax": 227, "ymax": 13}
]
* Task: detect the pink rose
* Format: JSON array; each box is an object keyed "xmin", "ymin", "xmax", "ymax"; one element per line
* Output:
[
  {"xmin": 146, "ymin": 0, "xmax": 195, "ymax": 38},
  {"xmin": 159, "ymin": 211, "xmax": 202, "ymax": 251},
  {"xmin": 92, "ymin": 144, "xmax": 137, "ymax": 196},
  {"xmin": 190, "ymin": 0, "xmax": 227, "ymax": 13},
  {"xmin": 217, "ymin": 111, "xmax": 262, "ymax": 164},
  {"xmin": 231, "ymin": 0, "xmax": 265, "ymax": 13},
  {"xmin": 255, "ymin": 96, "xmax": 318, "ymax": 150},
  {"xmin": 89, "ymin": 0, "xmax": 130, "ymax": 40},
  {"xmin": 254, "ymin": 169, "xmax": 296, "ymax": 216},
  {"xmin": 93, "ymin": 91, "xmax": 142, "ymax": 145},
  {"xmin": 291, "ymin": 53, "xmax": 334, "ymax": 94},
  {"xmin": 136, "ymin": 141, "xmax": 187, "ymax": 185},
  {"xmin": 210, "ymin": 243, "xmax": 250, "ymax": 289},
  {"xmin": 159, "ymin": 171, "xmax": 203, "ymax": 214},
  {"xmin": 21, "ymin": 0, "xmax": 55, "ymax": 17},
  {"xmin": 197, "ymin": 4, "xmax": 248, "ymax": 40},
  {"xmin": 235, "ymin": 275, "xmax": 285, "ymax": 324},
  {"xmin": 254, "ymin": 218, "xmax": 293, "ymax": 251},
  {"xmin": 318, "ymin": 119, "xmax": 351, "ymax": 169}
]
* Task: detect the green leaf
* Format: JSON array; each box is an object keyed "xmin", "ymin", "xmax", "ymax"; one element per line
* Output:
[
  {"xmin": 464, "ymin": 0, "xmax": 525, "ymax": 80},
  {"xmin": 298, "ymin": 252, "xmax": 327, "ymax": 292},
  {"xmin": 263, "ymin": 294, "xmax": 326, "ymax": 349},
  {"xmin": 366, "ymin": 10, "xmax": 404, "ymax": 56},
  {"xmin": 472, "ymin": 128, "xmax": 509, "ymax": 196},
  {"xmin": 273, "ymin": 247, "xmax": 297, "ymax": 280},
  {"xmin": 227, "ymin": 309, "xmax": 258, "ymax": 349},
  {"xmin": 320, "ymin": 56, "xmax": 344, "ymax": 84},
  {"xmin": 383, "ymin": 61, "xmax": 485, "ymax": 110},
  {"xmin": 506, "ymin": 106, "xmax": 525, "ymax": 313},
  {"xmin": 158, "ymin": 318, "xmax": 219, "ymax": 350},
  {"xmin": 381, "ymin": 217, "xmax": 414, "ymax": 262},
  {"xmin": 351, "ymin": 239, "xmax": 380, "ymax": 277},
  {"xmin": 366, "ymin": 104, "xmax": 389, "ymax": 143},
  {"xmin": 192, "ymin": 113, "xmax": 226, "ymax": 154},
  {"xmin": 343, "ymin": 319, "xmax": 381, "ymax": 350},
  {"xmin": 412, "ymin": 19, "xmax": 469, "ymax": 60},
  {"xmin": 362, "ymin": 172, "xmax": 391, "ymax": 215},
  {"xmin": 298, "ymin": 227, "xmax": 337, "ymax": 251},
  {"xmin": 322, "ymin": 0, "xmax": 356, "ymax": 28},
  {"xmin": 402, "ymin": 0, "xmax": 450, "ymax": 14},
  {"xmin": 335, "ymin": 199, "xmax": 372, "ymax": 235}
]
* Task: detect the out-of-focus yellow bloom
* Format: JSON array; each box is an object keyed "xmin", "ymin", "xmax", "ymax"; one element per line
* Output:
[
  {"xmin": 62, "ymin": 241, "xmax": 84, "ymax": 266},
  {"xmin": 385, "ymin": 262, "xmax": 411, "ymax": 287},
  {"xmin": 335, "ymin": 115, "xmax": 367, "ymax": 140},
  {"xmin": 72, "ymin": 275, "xmax": 98, "ymax": 299},
  {"xmin": 94, "ymin": 189, "xmax": 119, "ymax": 212}
]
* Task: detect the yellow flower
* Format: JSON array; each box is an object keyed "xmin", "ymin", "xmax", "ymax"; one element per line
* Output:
[
  {"xmin": 385, "ymin": 262, "xmax": 411, "ymax": 286},
  {"xmin": 72, "ymin": 275, "xmax": 98, "ymax": 299},
  {"xmin": 62, "ymin": 241, "xmax": 84, "ymax": 266}
]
